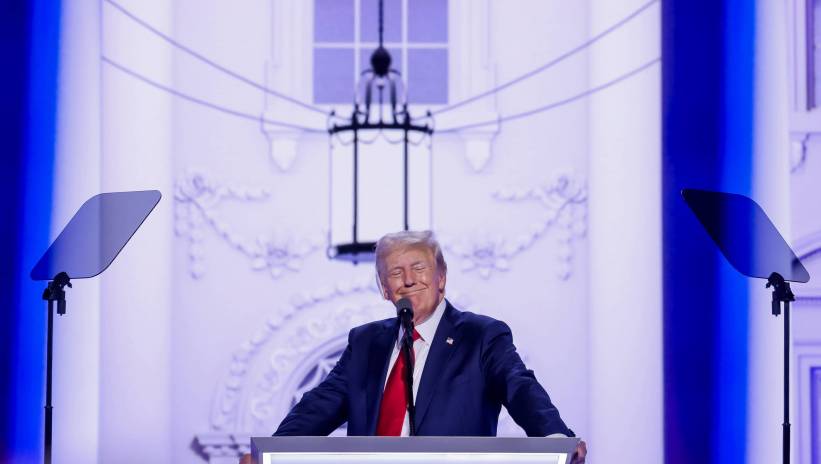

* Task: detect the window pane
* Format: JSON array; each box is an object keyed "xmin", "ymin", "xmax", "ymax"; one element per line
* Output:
[
  {"xmin": 315, "ymin": 0, "xmax": 354, "ymax": 42},
  {"xmin": 814, "ymin": 0, "xmax": 821, "ymax": 107},
  {"xmin": 314, "ymin": 48, "xmax": 355, "ymax": 103},
  {"xmin": 407, "ymin": 49, "xmax": 447, "ymax": 104},
  {"xmin": 360, "ymin": 0, "xmax": 401, "ymax": 43},
  {"xmin": 408, "ymin": 0, "xmax": 447, "ymax": 43},
  {"xmin": 813, "ymin": 367, "xmax": 821, "ymax": 464},
  {"xmin": 359, "ymin": 47, "xmax": 402, "ymax": 75}
]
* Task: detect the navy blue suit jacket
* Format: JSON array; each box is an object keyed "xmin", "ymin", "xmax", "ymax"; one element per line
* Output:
[{"xmin": 275, "ymin": 301, "xmax": 573, "ymax": 437}]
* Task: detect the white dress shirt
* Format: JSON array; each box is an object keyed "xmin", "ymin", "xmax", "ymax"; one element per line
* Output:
[{"xmin": 382, "ymin": 297, "xmax": 447, "ymax": 436}]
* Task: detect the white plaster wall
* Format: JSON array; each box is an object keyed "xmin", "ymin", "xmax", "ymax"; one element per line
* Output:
[
  {"xmin": 168, "ymin": 2, "xmax": 277, "ymax": 459},
  {"xmin": 586, "ymin": 0, "xmax": 662, "ymax": 462},
  {"xmin": 790, "ymin": 130, "xmax": 821, "ymax": 464},
  {"xmin": 749, "ymin": 0, "xmax": 794, "ymax": 462},
  {"xmin": 789, "ymin": 123, "xmax": 821, "ymax": 462},
  {"xmin": 51, "ymin": 0, "xmax": 102, "ymax": 462},
  {"xmin": 99, "ymin": 0, "xmax": 175, "ymax": 462},
  {"xmin": 786, "ymin": 0, "xmax": 821, "ymax": 461},
  {"xmin": 790, "ymin": 144, "xmax": 821, "ymax": 464}
]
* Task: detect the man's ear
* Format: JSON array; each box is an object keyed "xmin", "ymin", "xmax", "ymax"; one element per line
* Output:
[
  {"xmin": 376, "ymin": 272, "xmax": 390, "ymax": 300},
  {"xmin": 437, "ymin": 272, "xmax": 446, "ymax": 292},
  {"xmin": 380, "ymin": 280, "xmax": 391, "ymax": 300}
]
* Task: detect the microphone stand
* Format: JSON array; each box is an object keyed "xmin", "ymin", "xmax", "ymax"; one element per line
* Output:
[{"xmin": 399, "ymin": 314, "xmax": 416, "ymax": 436}]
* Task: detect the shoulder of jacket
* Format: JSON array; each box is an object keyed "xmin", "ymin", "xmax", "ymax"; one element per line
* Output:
[
  {"xmin": 349, "ymin": 316, "xmax": 395, "ymax": 339},
  {"xmin": 448, "ymin": 303, "xmax": 506, "ymax": 332}
]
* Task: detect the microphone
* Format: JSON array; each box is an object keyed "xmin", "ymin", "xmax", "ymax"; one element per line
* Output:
[
  {"xmin": 395, "ymin": 297, "xmax": 414, "ymax": 329},
  {"xmin": 393, "ymin": 296, "xmax": 417, "ymax": 436}
]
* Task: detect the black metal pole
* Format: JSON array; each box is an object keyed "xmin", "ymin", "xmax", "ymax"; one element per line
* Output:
[
  {"xmin": 767, "ymin": 272, "xmax": 793, "ymax": 464},
  {"xmin": 353, "ymin": 128, "xmax": 359, "ymax": 245},
  {"xmin": 44, "ymin": 299, "xmax": 54, "ymax": 464},
  {"xmin": 783, "ymin": 298, "xmax": 790, "ymax": 464},
  {"xmin": 401, "ymin": 329, "xmax": 416, "ymax": 436},
  {"xmin": 40, "ymin": 272, "xmax": 70, "ymax": 464},
  {"xmin": 403, "ymin": 128, "xmax": 409, "ymax": 231},
  {"xmin": 378, "ymin": 0, "xmax": 384, "ymax": 48}
]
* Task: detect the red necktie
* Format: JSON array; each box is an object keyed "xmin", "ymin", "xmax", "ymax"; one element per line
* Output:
[{"xmin": 375, "ymin": 329, "xmax": 421, "ymax": 436}]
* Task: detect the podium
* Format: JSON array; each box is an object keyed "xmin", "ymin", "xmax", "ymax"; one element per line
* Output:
[{"xmin": 251, "ymin": 436, "xmax": 580, "ymax": 464}]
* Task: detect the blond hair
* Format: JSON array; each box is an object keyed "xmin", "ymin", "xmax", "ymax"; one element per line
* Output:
[{"xmin": 375, "ymin": 230, "xmax": 447, "ymax": 287}]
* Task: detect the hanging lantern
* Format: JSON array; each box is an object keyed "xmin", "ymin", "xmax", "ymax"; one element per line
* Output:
[{"xmin": 327, "ymin": 0, "xmax": 434, "ymax": 263}]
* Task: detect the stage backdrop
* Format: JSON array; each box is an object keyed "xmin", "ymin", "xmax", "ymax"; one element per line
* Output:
[{"xmin": 47, "ymin": 0, "xmax": 662, "ymax": 463}]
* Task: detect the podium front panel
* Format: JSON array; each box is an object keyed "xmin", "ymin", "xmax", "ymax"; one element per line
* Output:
[{"xmin": 251, "ymin": 436, "xmax": 579, "ymax": 464}]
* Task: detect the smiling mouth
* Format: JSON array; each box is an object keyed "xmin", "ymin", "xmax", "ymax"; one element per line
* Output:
[{"xmin": 399, "ymin": 289, "xmax": 425, "ymax": 296}]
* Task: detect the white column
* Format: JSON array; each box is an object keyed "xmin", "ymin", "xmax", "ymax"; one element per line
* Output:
[
  {"xmin": 447, "ymin": 0, "xmax": 499, "ymax": 172},
  {"xmin": 587, "ymin": 1, "xmax": 663, "ymax": 462},
  {"xmin": 99, "ymin": 0, "xmax": 174, "ymax": 462},
  {"xmin": 262, "ymin": 0, "xmax": 314, "ymax": 171},
  {"xmin": 51, "ymin": 0, "xmax": 102, "ymax": 462},
  {"xmin": 748, "ymin": 0, "xmax": 792, "ymax": 462}
]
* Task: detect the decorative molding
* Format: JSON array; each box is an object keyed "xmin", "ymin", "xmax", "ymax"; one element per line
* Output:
[
  {"xmin": 448, "ymin": 0, "xmax": 500, "ymax": 172},
  {"xmin": 261, "ymin": 121, "xmax": 302, "ymax": 171},
  {"xmin": 445, "ymin": 234, "xmax": 512, "ymax": 278},
  {"xmin": 247, "ymin": 302, "xmax": 386, "ymax": 432},
  {"xmin": 287, "ymin": 346, "xmax": 346, "ymax": 411},
  {"xmin": 173, "ymin": 171, "xmax": 322, "ymax": 279},
  {"xmin": 796, "ymin": 346, "xmax": 821, "ymax": 464},
  {"xmin": 460, "ymin": 126, "xmax": 500, "ymax": 172},
  {"xmin": 251, "ymin": 234, "xmax": 323, "ymax": 278},
  {"xmin": 450, "ymin": 0, "xmax": 495, "ymax": 110},
  {"xmin": 791, "ymin": 226, "xmax": 821, "ymax": 304},
  {"xmin": 207, "ymin": 274, "xmax": 383, "ymax": 433},
  {"xmin": 194, "ymin": 433, "xmax": 251, "ymax": 464},
  {"xmin": 796, "ymin": 293, "xmax": 821, "ymax": 304},
  {"xmin": 267, "ymin": 0, "xmax": 313, "ymax": 104},
  {"xmin": 443, "ymin": 173, "xmax": 587, "ymax": 280},
  {"xmin": 794, "ymin": 229, "xmax": 821, "ymax": 263},
  {"xmin": 787, "ymin": 0, "xmax": 812, "ymax": 112},
  {"xmin": 812, "ymin": 367, "xmax": 821, "ymax": 464},
  {"xmin": 791, "ymin": 132, "xmax": 810, "ymax": 172},
  {"xmin": 260, "ymin": 0, "xmax": 323, "ymax": 171}
]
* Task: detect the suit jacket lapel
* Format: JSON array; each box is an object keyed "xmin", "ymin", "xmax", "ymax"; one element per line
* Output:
[
  {"xmin": 364, "ymin": 318, "xmax": 398, "ymax": 434},
  {"xmin": 414, "ymin": 302, "xmax": 461, "ymax": 430}
]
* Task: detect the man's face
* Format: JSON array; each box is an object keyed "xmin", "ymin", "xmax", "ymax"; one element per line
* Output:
[{"xmin": 380, "ymin": 245, "xmax": 446, "ymax": 324}]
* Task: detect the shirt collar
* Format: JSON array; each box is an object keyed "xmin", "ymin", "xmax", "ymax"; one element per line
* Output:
[{"xmin": 400, "ymin": 297, "xmax": 446, "ymax": 346}]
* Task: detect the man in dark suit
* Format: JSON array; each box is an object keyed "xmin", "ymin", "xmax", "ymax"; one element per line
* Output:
[{"xmin": 240, "ymin": 231, "xmax": 586, "ymax": 462}]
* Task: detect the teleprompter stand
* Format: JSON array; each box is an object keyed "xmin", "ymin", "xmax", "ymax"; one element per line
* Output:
[
  {"xmin": 682, "ymin": 188, "xmax": 810, "ymax": 464},
  {"xmin": 41, "ymin": 271, "xmax": 71, "ymax": 464},
  {"xmin": 30, "ymin": 190, "xmax": 161, "ymax": 464}
]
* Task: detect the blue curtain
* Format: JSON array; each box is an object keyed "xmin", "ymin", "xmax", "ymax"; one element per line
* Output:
[
  {"xmin": 0, "ymin": 0, "xmax": 60, "ymax": 462},
  {"xmin": 662, "ymin": 0, "xmax": 754, "ymax": 462}
]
